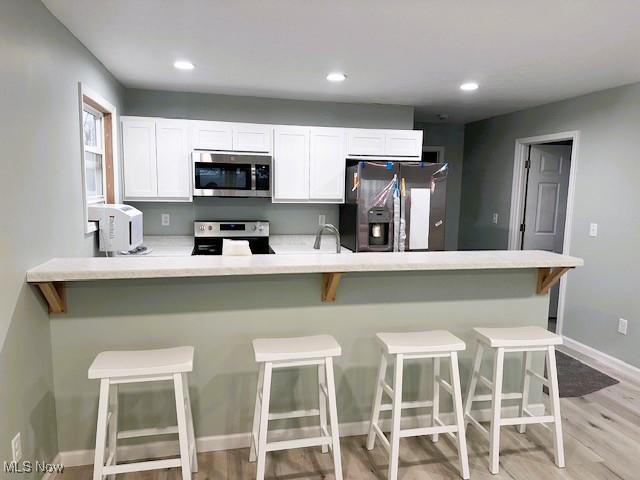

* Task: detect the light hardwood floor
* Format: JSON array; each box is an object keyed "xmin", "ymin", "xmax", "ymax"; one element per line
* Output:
[{"xmin": 58, "ymin": 347, "xmax": 640, "ymax": 479}]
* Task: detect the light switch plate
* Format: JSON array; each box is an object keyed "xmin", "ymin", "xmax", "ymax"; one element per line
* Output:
[
  {"xmin": 318, "ymin": 214, "xmax": 326, "ymax": 226},
  {"xmin": 161, "ymin": 214, "xmax": 170, "ymax": 227},
  {"xmin": 11, "ymin": 432, "xmax": 22, "ymax": 462},
  {"xmin": 589, "ymin": 223, "xmax": 598, "ymax": 237},
  {"xmin": 492, "ymin": 213, "xmax": 499, "ymax": 224},
  {"xmin": 618, "ymin": 318, "xmax": 628, "ymax": 335}
]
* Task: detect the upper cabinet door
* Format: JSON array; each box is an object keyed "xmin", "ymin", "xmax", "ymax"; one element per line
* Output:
[
  {"xmin": 232, "ymin": 123, "xmax": 272, "ymax": 153},
  {"xmin": 347, "ymin": 129, "xmax": 386, "ymax": 156},
  {"xmin": 273, "ymin": 126, "xmax": 310, "ymax": 201},
  {"xmin": 122, "ymin": 118, "xmax": 157, "ymax": 198},
  {"xmin": 191, "ymin": 121, "xmax": 233, "ymax": 150},
  {"xmin": 309, "ymin": 127, "xmax": 346, "ymax": 202},
  {"xmin": 156, "ymin": 119, "xmax": 191, "ymax": 198},
  {"xmin": 385, "ymin": 130, "xmax": 423, "ymax": 157}
]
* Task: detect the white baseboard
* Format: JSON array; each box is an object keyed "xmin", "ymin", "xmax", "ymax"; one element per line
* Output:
[
  {"xmin": 561, "ymin": 336, "xmax": 640, "ymax": 380},
  {"xmin": 58, "ymin": 404, "xmax": 544, "ymax": 467},
  {"xmin": 41, "ymin": 453, "xmax": 62, "ymax": 480}
]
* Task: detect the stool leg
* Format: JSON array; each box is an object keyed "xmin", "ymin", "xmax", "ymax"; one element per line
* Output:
[
  {"xmin": 518, "ymin": 351, "xmax": 532, "ymax": 434},
  {"xmin": 173, "ymin": 373, "xmax": 192, "ymax": 480},
  {"xmin": 489, "ymin": 348, "xmax": 505, "ymax": 475},
  {"xmin": 92, "ymin": 379, "xmax": 110, "ymax": 480},
  {"xmin": 463, "ymin": 343, "xmax": 484, "ymax": 429},
  {"xmin": 388, "ymin": 354, "xmax": 404, "ymax": 480},
  {"xmin": 318, "ymin": 362, "xmax": 329, "ymax": 454},
  {"xmin": 256, "ymin": 362, "xmax": 273, "ymax": 480},
  {"xmin": 450, "ymin": 352, "xmax": 470, "ymax": 480},
  {"xmin": 431, "ymin": 357, "xmax": 441, "ymax": 442},
  {"xmin": 546, "ymin": 346, "xmax": 565, "ymax": 468},
  {"xmin": 249, "ymin": 363, "xmax": 264, "ymax": 462},
  {"xmin": 107, "ymin": 384, "xmax": 118, "ymax": 480},
  {"xmin": 325, "ymin": 357, "xmax": 344, "ymax": 480},
  {"xmin": 366, "ymin": 352, "xmax": 387, "ymax": 450},
  {"xmin": 182, "ymin": 373, "xmax": 198, "ymax": 473}
]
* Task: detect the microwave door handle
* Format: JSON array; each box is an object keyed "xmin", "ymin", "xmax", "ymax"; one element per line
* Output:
[{"xmin": 251, "ymin": 165, "xmax": 257, "ymax": 191}]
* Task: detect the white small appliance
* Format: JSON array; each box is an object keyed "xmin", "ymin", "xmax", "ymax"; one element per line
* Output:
[{"xmin": 88, "ymin": 204, "xmax": 143, "ymax": 253}]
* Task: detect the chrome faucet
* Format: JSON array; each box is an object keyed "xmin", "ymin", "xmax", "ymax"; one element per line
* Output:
[{"xmin": 314, "ymin": 224, "xmax": 341, "ymax": 253}]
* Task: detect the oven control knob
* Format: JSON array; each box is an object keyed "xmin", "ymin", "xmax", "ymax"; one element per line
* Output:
[
  {"xmin": 251, "ymin": 225, "xmax": 257, "ymax": 231},
  {"xmin": 258, "ymin": 225, "xmax": 264, "ymax": 232},
  {"xmin": 199, "ymin": 225, "xmax": 205, "ymax": 231},
  {"xmin": 208, "ymin": 225, "xmax": 213, "ymax": 230}
]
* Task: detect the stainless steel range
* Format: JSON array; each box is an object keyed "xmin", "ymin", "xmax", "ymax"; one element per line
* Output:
[{"xmin": 192, "ymin": 221, "xmax": 273, "ymax": 255}]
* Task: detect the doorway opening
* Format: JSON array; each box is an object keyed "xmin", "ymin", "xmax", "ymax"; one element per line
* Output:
[{"xmin": 508, "ymin": 131, "xmax": 580, "ymax": 334}]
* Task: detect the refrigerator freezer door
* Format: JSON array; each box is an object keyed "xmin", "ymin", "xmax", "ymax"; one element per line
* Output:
[{"xmin": 400, "ymin": 163, "xmax": 448, "ymax": 251}]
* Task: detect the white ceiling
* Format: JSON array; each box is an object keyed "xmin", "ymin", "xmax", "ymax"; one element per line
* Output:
[{"xmin": 43, "ymin": 0, "xmax": 640, "ymax": 123}]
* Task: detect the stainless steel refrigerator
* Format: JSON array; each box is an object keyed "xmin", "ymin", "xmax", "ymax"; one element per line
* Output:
[{"xmin": 339, "ymin": 161, "xmax": 447, "ymax": 252}]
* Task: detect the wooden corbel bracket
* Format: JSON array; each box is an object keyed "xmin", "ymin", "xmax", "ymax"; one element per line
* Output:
[
  {"xmin": 321, "ymin": 273, "xmax": 343, "ymax": 302},
  {"xmin": 537, "ymin": 267, "xmax": 572, "ymax": 295},
  {"xmin": 35, "ymin": 282, "xmax": 67, "ymax": 314}
]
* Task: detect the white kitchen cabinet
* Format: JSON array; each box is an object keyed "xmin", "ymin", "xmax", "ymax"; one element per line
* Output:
[
  {"xmin": 273, "ymin": 126, "xmax": 310, "ymax": 201},
  {"xmin": 384, "ymin": 130, "xmax": 423, "ymax": 157},
  {"xmin": 156, "ymin": 119, "xmax": 191, "ymax": 198},
  {"xmin": 309, "ymin": 127, "xmax": 345, "ymax": 201},
  {"xmin": 232, "ymin": 123, "xmax": 272, "ymax": 153},
  {"xmin": 191, "ymin": 121, "xmax": 233, "ymax": 150},
  {"xmin": 347, "ymin": 129, "xmax": 386, "ymax": 156},
  {"xmin": 122, "ymin": 117, "xmax": 191, "ymax": 201},
  {"xmin": 122, "ymin": 118, "xmax": 157, "ymax": 198},
  {"xmin": 346, "ymin": 128, "xmax": 423, "ymax": 158}
]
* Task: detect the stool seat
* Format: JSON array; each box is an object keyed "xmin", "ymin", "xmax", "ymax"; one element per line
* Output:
[
  {"xmin": 88, "ymin": 346, "xmax": 194, "ymax": 379},
  {"xmin": 376, "ymin": 330, "xmax": 466, "ymax": 354},
  {"xmin": 252, "ymin": 335, "xmax": 341, "ymax": 362},
  {"xmin": 473, "ymin": 326, "xmax": 562, "ymax": 348}
]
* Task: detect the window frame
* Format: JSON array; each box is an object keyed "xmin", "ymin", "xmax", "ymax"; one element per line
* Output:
[
  {"xmin": 79, "ymin": 83, "xmax": 119, "ymax": 234},
  {"xmin": 82, "ymin": 103, "xmax": 106, "ymax": 205}
]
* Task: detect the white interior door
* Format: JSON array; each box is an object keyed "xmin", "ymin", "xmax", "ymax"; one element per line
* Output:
[{"xmin": 522, "ymin": 144, "xmax": 572, "ymax": 317}]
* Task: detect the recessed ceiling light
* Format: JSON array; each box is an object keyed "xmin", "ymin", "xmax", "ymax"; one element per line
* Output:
[
  {"xmin": 173, "ymin": 60, "xmax": 195, "ymax": 70},
  {"xmin": 326, "ymin": 72, "xmax": 347, "ymax": 82},
  {"xmin": 460, "ymin": 82, "xmax": 479, "ymax": 91}
]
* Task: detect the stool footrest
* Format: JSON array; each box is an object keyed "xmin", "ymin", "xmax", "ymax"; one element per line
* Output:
[
  {"xmin": 501, "ymin": 415, "xmax": 555, "ymax": 426},
  {"xmin": 399, "ymin": 424, "xmax": 458, "ymax": 439},
  {"xmin": 380, "ymin": 400, "xmax": 433, "ymax": 412},
  {"xmin": 526, "ymin": 368, "xmax": 549, "ymax": 386},
  {"xmin": 268, "ymin": 408, "xmax": 320, "ymax": 421},
  {"xmin": 266, "ymin": 435, "xmax": 331, "ymax": 452},
  {"xmin": 103, "ymin": 458, "xmax": 181, "ymax": 475},
  {"xmin": 465, "ymin": 414, "xmax": 489, "ymax": 439},
  {"xmin": 372, "ymin": 423, "xmax": 391, "ymax": 453},
  {"xmin": 117, "ymin": 426, "xmax": 178, "ymax": 439},
  {"xmin": 473, "ymin": 392, "xmax": 522, "ymax": 402}
]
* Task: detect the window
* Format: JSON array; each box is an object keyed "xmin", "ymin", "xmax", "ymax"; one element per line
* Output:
[
  {"xmin": 82, "ymin": 104, "xmax": 106, "ymax": 203},
  {"xmin": 79, "ymin": 83, "xmax": 118, "ymax": 233}
]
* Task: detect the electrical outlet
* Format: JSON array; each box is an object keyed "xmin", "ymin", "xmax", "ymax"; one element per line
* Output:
[
  {"xmin": 589, "ymin": 222, "xmax": 598, "ymax": 237},
  {"xmin": 618, "ymin": 318, "xmax": 628, "ymax": 335},
  {"xmin": 11, "ymin": 432, "xmax": 22, "ymax": 462},
  {"xmin": 492, "ymin": 213, "xmax": 499, "ymax": 224},
  {"xmin": 161, "ymin": 214, "xmax": 170, "ymax": 227},
  {"xmin": 318, "ymin": 214, "xmax": 326, "ymax": 226}
]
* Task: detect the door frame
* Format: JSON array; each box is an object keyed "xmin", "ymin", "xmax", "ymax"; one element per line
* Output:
[{"xmin": 507, "ymin": 130, "xmax": 580, "ymax": 334}]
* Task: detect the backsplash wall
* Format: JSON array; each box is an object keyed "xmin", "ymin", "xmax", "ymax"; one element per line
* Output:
[{"xmin": 132, "ymin": 199, "xmax": 339, "ymax": 236}]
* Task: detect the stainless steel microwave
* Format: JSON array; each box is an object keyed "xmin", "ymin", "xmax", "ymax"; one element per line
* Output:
[{"xmin": 192, "ymin": 152, "xmax": 272, "ymax": 197}]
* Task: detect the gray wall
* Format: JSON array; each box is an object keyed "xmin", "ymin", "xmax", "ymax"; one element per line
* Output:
[
  {"xmin": 415, "ymin": 122, "xmax": 465, "ymax": 250},
  {"xmin": 0, "ymin": 0, "xmax": 124, "ymax": 474},
  {"xmin": 124, "ymin": 88, "xmax": 414, "ymax": 129},
  {"xmin": 51, "ymin": 270, "xmax": 548, "ymax": 451},
  {"xmin": 460, "ymin": 82, "xmax": 640, "ymax": 367},
  {"xmin": 125, "ymin": 89, "xmax": 415, "ymax": 236}
]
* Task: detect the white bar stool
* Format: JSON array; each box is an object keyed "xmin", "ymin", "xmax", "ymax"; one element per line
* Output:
[
  {"xmin": 249, "ymin": 335, "xmax": 343, "ymax": 480},
  {"xmin": 88, "ymin": 346, "xmax": 197, "ymax": 480},
  {"xmin": 366, "ymin": 330, "xmax": 470, "ymax": 480},
  {"xmin": 463, "ymin": 326, "xmax": 564, "ymax": 474}
]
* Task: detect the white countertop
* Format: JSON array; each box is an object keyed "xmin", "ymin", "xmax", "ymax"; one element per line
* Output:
[{"xmin": 27, "ymin": 249, "xmax": 583, "ymax": 283}]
